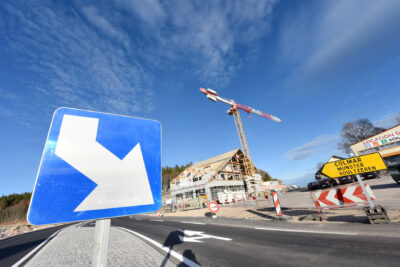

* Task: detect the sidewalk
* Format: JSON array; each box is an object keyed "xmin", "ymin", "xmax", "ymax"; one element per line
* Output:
[{"xmin": 25, "ymin": 224, "xmax": 176, "ymax": 266}]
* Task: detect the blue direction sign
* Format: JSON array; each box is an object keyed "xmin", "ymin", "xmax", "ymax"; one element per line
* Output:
[{"xmin": 28, "ymin": 108, "xmax": 161, "ymax": 225}]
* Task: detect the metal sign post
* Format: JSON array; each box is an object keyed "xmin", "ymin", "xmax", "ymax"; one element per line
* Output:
[
  {"xmin": 354, "ymin": 174, "xmax": 375, "ymax": 208},
  {"xmin": 91, "ymin": 219, "xmax": 111, "ymax": 267}
]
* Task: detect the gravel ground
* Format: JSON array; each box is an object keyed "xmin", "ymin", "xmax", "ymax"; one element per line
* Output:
[{"xmin": 162, "ymin": 174, "xmax": 400, "ymax": 224}]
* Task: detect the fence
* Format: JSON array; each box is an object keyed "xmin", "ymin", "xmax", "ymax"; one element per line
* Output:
[{"xmin": 163, "ymin": 197, "xmax": 207, "ymax": 213}]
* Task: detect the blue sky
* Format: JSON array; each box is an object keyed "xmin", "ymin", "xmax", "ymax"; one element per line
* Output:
[{"xmin": 1, "ymin": 0, "xmax": 400, "ymax": 195}]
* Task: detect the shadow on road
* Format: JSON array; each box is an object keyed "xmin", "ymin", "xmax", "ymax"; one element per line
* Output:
[
  {"xmin": 370, "ymin": 183, "xmax": 399, "ymax": 190},
  {"xmin": 0, "ymin": 238, "xmax": 45, "ymax": 260},
  {"xmin": 178, "ymin": 250, "xmax": 199, "ymax": 267},
  {"xmin": 280, "ymin": 209, "xmax": 316, "ymax": 216},
  {"xmin": 250, "ymin": 207, "xmax": 315, "ymax": 219},
  {"xmin": 325, "ymin": 214, "xmax": 370, "ymax": 224},
  {"xmin": 160, "ymin": 230, "xmax": 200, "ymax": 267},
  {"xmin": 245, "ymin": 209, "xmax": 276, "ymax": 220},
  {"xmin": 248, "ymin": 207, "xmax": 372, "ymax": 224}
]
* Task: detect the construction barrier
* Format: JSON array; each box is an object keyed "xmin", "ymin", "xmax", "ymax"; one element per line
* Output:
[
  {"xmin": 311, "ymin": 183, "xmax": 376, "ymax": 210},
  {"xmin": 217, "ymin": 191, "xmax": 246, "ymax": 204},
  {"xmin": 272, "ymin": 191, "xmax": 282, "ymax": 216}
]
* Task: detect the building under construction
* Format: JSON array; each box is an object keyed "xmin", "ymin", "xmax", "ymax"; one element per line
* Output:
[{"xmin": 170, "ymin": 149, "xmax": 262, "ymax": 202}]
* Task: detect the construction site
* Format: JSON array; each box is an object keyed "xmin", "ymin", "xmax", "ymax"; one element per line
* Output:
[{"xmin": 164, "ymin": 88, "xmax": 286, "ymax": 212}]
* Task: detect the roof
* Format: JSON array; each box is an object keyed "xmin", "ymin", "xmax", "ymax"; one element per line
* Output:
[
  {"xmin": 191, "ymin": 149, "xmax": 239, "ymax": 169},
  {"xmin": 171, "ymin": 149, "xmax": 241, "ymax": 184}
]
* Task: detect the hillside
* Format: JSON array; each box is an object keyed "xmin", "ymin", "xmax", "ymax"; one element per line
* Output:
[
  {"xmin": 0, "ymin": 192, "xmax": 31, "ymax": 225},
  {"xmin": 162, "ymin": 163, "xmax": 192, "ymax": 192}
]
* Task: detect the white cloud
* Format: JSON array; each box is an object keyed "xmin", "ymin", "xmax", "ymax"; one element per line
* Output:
[
  {"xmin": 81, "ymin": 5, "xmax": 129, "ymax": 42},
  {"xmin": 0, "ymin": 1, "xmax": 154, "ymax": 125},
  {"xmin": 374, "ymin": 113, "xmax": 400, "ymax": 129},
  {"xmin": 116, "ymin": 0, "xmax": 277, "ymax": 86},
  {"xmin": 115, "ymin": 0, "xmax": 166, "ymax": 26},
  {"xmin": 279, "ymin": 0, "xmax": 400, "ymax": 92},
  {"xmin": 0, "ymin": 0, "xmax": 282, "ymax": 188},
  {"xmin": 0, "ymin": 1, "xmax": 278, "ymax": 127},
  {"xmin": 285, "ymin": 134, "xmax": 340, "ymax": 160}
]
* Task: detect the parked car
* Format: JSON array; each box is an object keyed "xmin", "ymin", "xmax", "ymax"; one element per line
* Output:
[
  {"xmin": 307, "ymin": 181, "xmax": 319, "ymax": 190},
  {"xmin": 338, "ymin": 175, "xmax": 356, "ymax": 185},
  {"xmin": 388, "ymin": 165, "xmax": 400, "ymax": 184},
  {"xmin": 361, "ymin": 171, "xmax": 379, "ymax": 180},
  {"xmin": 318, "ymin": 178, "xmax": 338, "ymax": 189},
  {"xmin": 308, "ymin": 178, "xmax": 338, "ymax": 190}
]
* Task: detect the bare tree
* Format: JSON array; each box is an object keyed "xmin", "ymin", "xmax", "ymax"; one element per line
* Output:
[
  {"xmin": 316, "ymin": 162, "xmax": 325, "ymax": 170},
  {"xmin": 395, "ymin": 113, "xmax": 400, "ymax": 124},
  {"xmin": 338, "ymin": 118, "xmax": 385, "ymax": 154}
]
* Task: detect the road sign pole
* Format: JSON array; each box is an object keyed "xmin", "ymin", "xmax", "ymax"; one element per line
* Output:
[
  {"xmin": 346, "ymin": 153, "xmax": 376, "ymax": 209},
  {"xmin": 355, "ymin": 174, "xmax": 375, "ymax": 208},
  {"xmin": 91, "ymin": 219, "xmax": 111, "ymax": 267}
]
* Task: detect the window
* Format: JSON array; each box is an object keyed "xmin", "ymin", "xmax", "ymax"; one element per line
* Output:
[
  {"xmin": 359, "ymin": 140, "xmax": 400, "ymax": 155},
  {"xmin": 232, "ymin": 164, "xmax": 240, "ymax": 172}
]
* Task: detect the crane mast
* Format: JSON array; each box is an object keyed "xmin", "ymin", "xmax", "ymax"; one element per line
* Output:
[
  {"xmin": 229, "ymin": 106, "xmax": 255, "ymax": 175},
  {"xmin": 200, "ymin": 88, "xmax": 282, "ymax": 176}
]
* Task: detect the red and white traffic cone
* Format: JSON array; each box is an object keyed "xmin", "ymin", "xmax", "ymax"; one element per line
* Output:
[
  {"xmin": 156, "ymin": 209, "xmax": 161, "ymax": 217},
  {"xmin": 272, "ymin": 191, "xmax": 282, "ymax": 216}
]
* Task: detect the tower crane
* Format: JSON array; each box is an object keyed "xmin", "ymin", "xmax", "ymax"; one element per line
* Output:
[{"xmin": 200, "ymin": 88, "xmax": 282, "ymax": 176}]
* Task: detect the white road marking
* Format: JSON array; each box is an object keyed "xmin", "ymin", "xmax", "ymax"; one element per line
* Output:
[
  {"xmin": 135, "ymin": 218, "xmax": 143, "ymax": 221},
  {"xmin": 254, "ymin": 227, "xmax": 358, "ymax": 236},
  {"xmin": 11, "ymin": 229, "xmax": 62, "ymax": 267},
  {"xmin": 75, "ymin": 221, "xmax": 90, "ymax": 227},
  {"xmin": 117, "ymin": 227, "xmax": 200, "ymax": 267},
  {"xmin": 150, "ymin": 219, "xmax": 164, "ymax": 222},
  {"xmin": 178, "ymin": 229, "xmax": 232, "ymax": 243},
  {"xmin": 180, "ymin": 221, "xmax": 206, "ymax": 225}
]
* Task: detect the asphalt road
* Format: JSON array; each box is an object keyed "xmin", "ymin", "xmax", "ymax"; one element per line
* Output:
[
  {"xmin": 0, "ymin": 225, "xmax": 67, "ymax": 266},
  {"xmin": 112, "ymin": 216, "xmax": 400, "ymax": 267},
  {"xmin": 1, "ymin": 217, "xmax": 399, "ymax": 266}
]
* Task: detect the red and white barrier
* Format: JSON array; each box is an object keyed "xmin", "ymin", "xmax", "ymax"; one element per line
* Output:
[
  {"xmin": 312, "ymin": 183, "xmax": 376, "ymax": 209},
  {"xmin": 272, "ymin": 191, "xmax": 282, "ymax": 216}
]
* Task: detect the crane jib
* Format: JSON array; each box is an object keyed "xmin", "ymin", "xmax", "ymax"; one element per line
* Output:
[{"xmin": 200, "ymin": 87, "xmax": 282, "ymax": 123}]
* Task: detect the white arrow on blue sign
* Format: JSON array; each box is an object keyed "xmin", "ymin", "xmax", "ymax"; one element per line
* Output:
[{"xmin": 28, "ymin": 108, "xmax": 161, "ymax": 225}]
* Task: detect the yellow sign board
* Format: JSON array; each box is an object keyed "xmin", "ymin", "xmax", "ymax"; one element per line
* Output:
[{"xmin": 321, "ymin": 153, "xmax": 387, "ymax": 178}]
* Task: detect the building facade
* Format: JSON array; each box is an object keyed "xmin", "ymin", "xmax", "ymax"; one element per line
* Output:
[
  {"xmin": 170, "ymin": 149, "xmax": 258, "ymax": 202},
  {"xmin": 350, "ymin": 124, "xmax": 400, "ymax": 183},
  {"xmin": 350, "ymin": 124, "xmax": 400, "ymax": 166}
]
